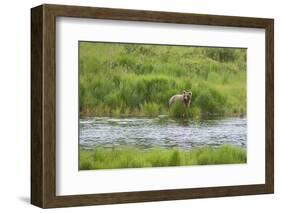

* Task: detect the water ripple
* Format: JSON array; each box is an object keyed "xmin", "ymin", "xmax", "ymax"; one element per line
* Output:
[{"xmin": 80, "ymin": 117, "xmax": 247, "ymax": 150}]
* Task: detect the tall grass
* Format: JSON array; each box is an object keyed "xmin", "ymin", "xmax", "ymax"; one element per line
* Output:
[
  {"xmin": 79, "ymin": 42, "xmax": 246, "ymax": 118},
  {"xmin": 80, "ymin": 145, "xmax": 246, "ymax": 170}
]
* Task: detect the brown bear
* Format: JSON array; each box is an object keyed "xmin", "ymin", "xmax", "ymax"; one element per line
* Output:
[{"xmin": 169, "ymin": 90, "xmax": 192, "ymax": 108}]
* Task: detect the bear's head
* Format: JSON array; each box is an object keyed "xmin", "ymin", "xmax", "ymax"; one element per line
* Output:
[{"xmin": 183, "ymin": 90, "xmax": 192, "ymax": 104}]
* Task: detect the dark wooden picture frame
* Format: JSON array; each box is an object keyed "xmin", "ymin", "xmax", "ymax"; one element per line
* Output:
[{"xmin": 31, "ymin": 4, "xmax": 274, "ymax": 208}]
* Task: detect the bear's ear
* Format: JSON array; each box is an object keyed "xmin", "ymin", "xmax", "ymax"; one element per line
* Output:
[
  {"xmin": 188, "ymin": 91, "xmax": 192, "ymax": 96},
  {"xmin": 183, "ymin": 90, "xmax": 187, "ymax": 94}
]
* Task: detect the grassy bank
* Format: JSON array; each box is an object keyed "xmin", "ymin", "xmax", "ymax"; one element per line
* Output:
[
  {"xmin": 79, "ymin": 145, "xmax": 246, "ymax": 170},
  {"xmin": 79, "ymin": 42, "xmax": 246, "ymax": 118}
]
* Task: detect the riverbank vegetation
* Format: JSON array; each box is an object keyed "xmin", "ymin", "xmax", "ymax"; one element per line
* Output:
[
  {"xmin": 79, "ymin": 42, "xmax": 246, "ymax": 118},
  {"xmin": 79, "ymin": 145, "xmax": 246, "ymax": 170}
]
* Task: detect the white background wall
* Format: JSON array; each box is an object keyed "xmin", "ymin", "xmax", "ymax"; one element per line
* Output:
[{"xmin": 0, "ymin": 0, "xmax": 279, "ymax": 212}]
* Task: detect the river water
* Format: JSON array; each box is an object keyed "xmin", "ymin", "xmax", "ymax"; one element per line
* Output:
[
  {"xmin": 79, "ymin": 117, "xmax": 247, "ymax": 150},
  {"xmin": 79, "ymin": 116, "xmax": 246, "ymax": 150}
]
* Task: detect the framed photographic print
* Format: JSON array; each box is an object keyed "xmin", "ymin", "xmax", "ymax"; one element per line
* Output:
[{"xmin": 31, "ymin": 4, "xmax": 274, "ymax": 208}]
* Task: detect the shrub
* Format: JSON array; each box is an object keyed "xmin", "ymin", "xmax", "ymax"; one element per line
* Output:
[{"xmin": 194, "ymin": 87, "xmax": 227, "ymax": 114}]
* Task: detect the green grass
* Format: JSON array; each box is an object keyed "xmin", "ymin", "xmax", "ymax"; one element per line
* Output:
[
  {"xmin": 79, "ymin": 145, "xmax": 246, "ymax": 170},
  {"xmin": 79, "ymin": 42, "xmax": 247, "ymax": 118}
]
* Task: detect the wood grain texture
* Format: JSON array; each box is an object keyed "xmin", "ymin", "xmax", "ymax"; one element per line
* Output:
[
  {"xmin": 31, "ymin": 4, "xmax": 274, "ymax": 208},
  {"xmin": 265, "ymin": 20, "xmax": 274, "ymax": 193},
  {"xmin": 31, "ymin": 5, "xmax": 43, "ymax": 207}
]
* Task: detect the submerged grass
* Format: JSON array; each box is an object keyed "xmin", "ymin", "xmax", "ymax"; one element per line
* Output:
[{"xmin": 79, "ymin": 145, "xmax": 246, "ymax": 170}]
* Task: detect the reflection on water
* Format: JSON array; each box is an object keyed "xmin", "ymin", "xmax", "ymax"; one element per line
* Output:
[{"xmin": 79, "ymin": 116, "xmax": 247, "ymax": 150}]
